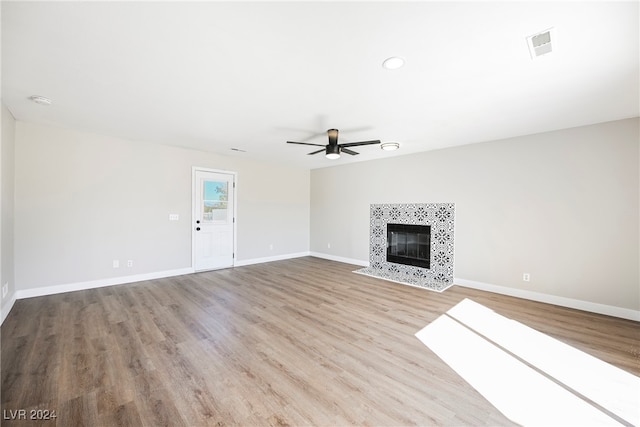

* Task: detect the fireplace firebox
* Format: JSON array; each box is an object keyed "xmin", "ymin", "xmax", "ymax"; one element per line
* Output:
[{"xmin": 386, "ymin": 223, "xmax": 431, "ymax": 269}]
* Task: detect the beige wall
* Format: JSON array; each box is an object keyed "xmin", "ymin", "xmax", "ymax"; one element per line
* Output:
[
  {"xmin": 14, "ymin": 122, "xmax": 310, "ymax": 290},
  {"xmin": 311, "ymin": 118, "xmax": 639, "ymax": 311},
  {"xmin": 7, "ymin": 117, "xmax": 640, "ymax": 314},
  {"xmin": 1, "ymin": 103, "xmax": 16, "ymax": 316}
]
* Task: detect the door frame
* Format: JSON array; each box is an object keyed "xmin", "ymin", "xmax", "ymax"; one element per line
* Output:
[{"xmin": 191, "ymin": 166, "xmax": 238, "ymax": 271}]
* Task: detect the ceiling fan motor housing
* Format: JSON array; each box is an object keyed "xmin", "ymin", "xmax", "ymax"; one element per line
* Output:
[{"xmin": 327, "ymin": 128, "xmax": 339, "ymax": 145}]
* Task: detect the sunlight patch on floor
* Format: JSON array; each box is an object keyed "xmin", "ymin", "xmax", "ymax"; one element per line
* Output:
[{"xmin": 415, "ymin": 299, "xmax": 640, "ymax": 426}]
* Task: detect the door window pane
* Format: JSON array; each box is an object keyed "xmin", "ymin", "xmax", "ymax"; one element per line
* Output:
[{"xmin": 203, "ymin": 180, "xmax": 228, "ymax": 222}]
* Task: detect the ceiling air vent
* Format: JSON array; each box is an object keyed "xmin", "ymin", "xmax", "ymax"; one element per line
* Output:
[{"xmin": 527, "ymin": 28, "xmax": 555, "ymax": 59}]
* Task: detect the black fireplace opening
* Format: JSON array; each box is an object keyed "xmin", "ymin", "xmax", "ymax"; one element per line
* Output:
[{"xmin": 386, "ymin": 223, "xmax": 431, "ymax": 269}]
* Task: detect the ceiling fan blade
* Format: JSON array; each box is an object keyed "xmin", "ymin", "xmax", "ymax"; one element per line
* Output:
[
  {"xmin": 340, "ymin": 125, "xmax": 374, "ymax": 134},
  {"xmin": 287, "ymin": 141, "xmax": 326, "ymax": 147},
  {"xmin": 302, "ymin": 130, "xmax": 330, "ymax": 142},
  {"xmin": 339, "ymin": 140, "xmax": 381, "ymax": 148},
  {"xmin": 342, "ymin": 148, "xmax": 360, "ymax": 156},
  {"xmin": 307, "ymin": 148, "xmax": 325, "ymax": 155}
]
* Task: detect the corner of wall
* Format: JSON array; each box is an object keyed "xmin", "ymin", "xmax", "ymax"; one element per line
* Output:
[
  {"xmin": 0, "ymin": 291, "xmax": 17, "ymax": 325},
  {"xmin": 1, "ymin": 102, "xmax": 17, "ymax": 325}
]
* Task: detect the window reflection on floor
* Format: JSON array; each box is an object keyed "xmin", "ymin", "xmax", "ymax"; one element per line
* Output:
[{"xmin": 415, "ymin": 299, "xmax": 640, "ymax": 426}]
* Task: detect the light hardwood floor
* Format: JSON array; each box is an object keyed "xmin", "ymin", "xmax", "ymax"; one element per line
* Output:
[{"xmin": 1, "ymin": 257, "xmax": 638, "ymax": 426}]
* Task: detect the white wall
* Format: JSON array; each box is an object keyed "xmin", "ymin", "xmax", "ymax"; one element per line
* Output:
[
  {"xmin": 311, "ymin": 118, "xmax": 639, "ymax": 313},
  {"xmin": 1, "ymin": 103, "xmax": 16, "ymax": 321},
  {"xmin": 14, "ymin": 122, "xmax": 309, "ymax": 291}
]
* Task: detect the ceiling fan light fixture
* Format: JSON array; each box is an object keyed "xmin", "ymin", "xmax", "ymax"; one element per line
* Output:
[
  {"xmin": 381, "ymin": 142, "xmax": 400, "ymax": 151},
  {"xmin": 326, "ymin": 145, "xmax": 340, "ymax": 159},
  {"xmin": 382, "ymin": 56, "xmax": 405, "ymax": 70}
]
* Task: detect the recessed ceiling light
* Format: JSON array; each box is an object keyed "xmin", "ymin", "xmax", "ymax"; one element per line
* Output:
[
  {"xmin": 381, "ymin": 142, "xmax": 400, "ymax": 151},
  {"xmin": 382, "ymin": 57, "xmax": 405, "ymax": 70},
  {"xmin": 29, "ymin": 95, "xmax": 52, "ymax": 106}
]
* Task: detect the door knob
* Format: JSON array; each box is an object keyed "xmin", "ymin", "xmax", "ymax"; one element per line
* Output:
[
  {"xmin": 196, "ymin": 227, "xmax": 201, "ymax": 231},
  {"xmin": 196, "ymin": 220, "xmax": 201, "ymax": 224}
]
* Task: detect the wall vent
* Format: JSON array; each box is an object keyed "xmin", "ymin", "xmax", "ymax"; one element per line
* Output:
[{"xmin": 527, "ymin": 28, "xmax": 555, "ymax": 59}]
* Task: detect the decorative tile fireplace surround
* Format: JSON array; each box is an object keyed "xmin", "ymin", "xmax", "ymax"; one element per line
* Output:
[{"xmin": 355, "ymin": 203, "xmax": 455, "ymax": 292}]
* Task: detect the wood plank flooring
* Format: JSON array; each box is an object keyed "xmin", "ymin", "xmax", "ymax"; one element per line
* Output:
[{"xmin": 1, "ymin": 257, "xmax": 638, "ymax": 426}]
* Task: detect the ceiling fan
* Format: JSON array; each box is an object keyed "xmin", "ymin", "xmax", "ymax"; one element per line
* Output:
[{"xmin": 287, "ymin": 128, "xmax": 381, "ymax": 159}]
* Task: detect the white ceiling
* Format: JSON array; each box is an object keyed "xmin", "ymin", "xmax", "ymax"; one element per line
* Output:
[{"xmin": 2, "ymin": 1, "xmax": 638, "ymax": 169}]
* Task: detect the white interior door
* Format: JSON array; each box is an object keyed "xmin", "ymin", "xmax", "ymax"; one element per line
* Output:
[{"xmin": 193, "ymin": 169, "xmax": 236, "ymax": 271}]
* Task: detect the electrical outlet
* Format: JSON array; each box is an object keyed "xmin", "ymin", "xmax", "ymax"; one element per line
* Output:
[
  {"xmin": 269, "ymin": 244, "xmax": 273, "ymax": 251},
  {"xmin": 523, "ymin": 273, "xmax": 531, "ymax": 282},
  {"xmin": 2, "ymin": 283, "xmax": 8, "ymax": 299},
  {"xmin": 127, "ymin": 260, "xmax": 133, "ymax": 267},
  {"xmin": 113, "ymin": 260, "xmax": 119, "ymax": 268},
  {"xmin": 327, "ymin": 243, "xmax": 331, "ymax": 249}
]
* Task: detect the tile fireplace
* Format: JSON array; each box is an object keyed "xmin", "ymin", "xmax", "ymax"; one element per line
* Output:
[{"xmin": 355, "ymin": 203, "xmax": 455, "ymax": 292}]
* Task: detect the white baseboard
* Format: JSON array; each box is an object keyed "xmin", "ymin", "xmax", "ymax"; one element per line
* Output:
[
  {"xmin": 234, "ymin": 251, "xmax": 311, "ymax": 267},
  {"xmin": 455, "ymin": 278, "xmax": 640, "ymax": 322},
  {"xmin": 5, "ymin": 262, "xmax": 636, "ymax": 324},
  {"xmin": 309, "ymin": 251, "xmax": 369, "ymax": 267},
  {"xmin": 0, "ymin": 291, "xmax": 17, "ymax": 325},
  {"xmin": 15, "ymin": 268, "xmax": 195, "ymax": 300}
]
